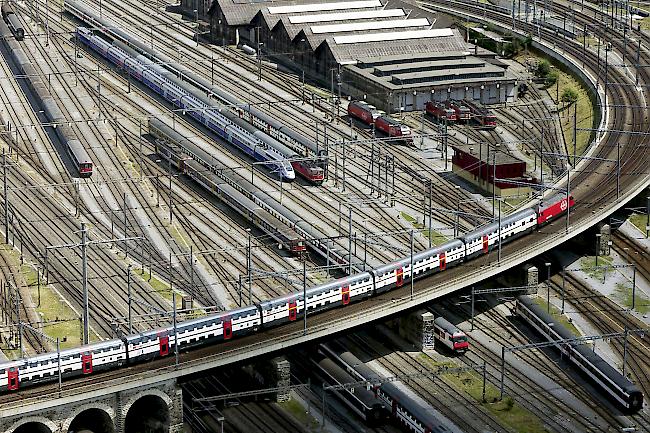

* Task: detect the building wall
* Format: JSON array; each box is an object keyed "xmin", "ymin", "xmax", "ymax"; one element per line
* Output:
[{"xmin": 342, "ymin": 67, "xmax": 517, "ymax": 113}]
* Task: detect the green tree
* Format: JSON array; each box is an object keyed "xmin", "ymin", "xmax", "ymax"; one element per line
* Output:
[
  {"xmin": 545, "ymin": 70, "xmax": 559, "ymax": 87},
  {"xmin": 561, "ymin": 87, "xmax": 579, "ymax": 105},
  {"xmin": 536, "ymin": 59, "xmax": 551, "ymax": 77}
]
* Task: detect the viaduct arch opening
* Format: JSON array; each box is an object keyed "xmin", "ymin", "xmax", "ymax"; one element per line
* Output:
[
  {"xmin": 13, "ymin": 422, "xmax": 51, "ymax": 433},
  {"xmin": 69, "ymin": 408, "xmax": 114, "ymax": 433},
  {"xmin": 124, "ymin": 394, "xmax": 170, "ymax": 433}
]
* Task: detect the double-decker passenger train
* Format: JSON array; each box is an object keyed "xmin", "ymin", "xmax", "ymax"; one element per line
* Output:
[{"xmin": 0, "ymin": 190, "xmax": 576, "ymax": 395}]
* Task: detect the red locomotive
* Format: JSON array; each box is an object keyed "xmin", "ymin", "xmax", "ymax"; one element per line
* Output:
[
  {"xmin": 536, "ymin": 193, "xmax": 575, "ymax": 225},
  {"xmin": 425, "ymin": 101, "xmax": 457, "ymax": 122},
  {"xmin": 446, "ymin": 100, "xmax": 471, "ymax": 122},
  {"xmin": 464, "ymin": 100, "xmax": 497, "ymax": 129},
  {"xmin": 348, "ymin": 100, "xmax": 381, "ymax": 125},
  {"xmin": 292, "ymin": 159, "xmax": 324, "ymax": 185},
  {"xmin": 374, "ymin": 115, "xmax": 412, "ymax": 143}
]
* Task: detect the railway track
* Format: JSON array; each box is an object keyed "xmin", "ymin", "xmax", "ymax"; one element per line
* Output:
[
  {"xmin": 445, "ymin": 299, "xmax": 636, "ymax": 431},
  {"xmin": 611, "ymin": 230, "xmax": 650, "ymax": 284}
]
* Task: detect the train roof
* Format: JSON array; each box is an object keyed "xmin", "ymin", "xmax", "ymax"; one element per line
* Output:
[
  {"xmin": 380, "ymin": 382, "xmax": 452, "ymax": 432},
  {"xmin": 376, "ymin": 116, "xmax": 403, "ymax": 126},
  {"xmin": 516, "ymin": 296, "xmax": 641, "ymax": 394},
  {"xmin": 460, "ymin": 208, "xmax": 536, "ymax": 242},
  {"xmin": 372, "ymin": 239, "xmax": 464, "ymax": 275},
  {"xmin": 537, "ymin": 192, "xmax": 572, "ymax": 211},
  {"xmin": 67, "ymin": 140, "xmax": 92, "ymax": 163},
  {"xmin": 433, "ymin": 316, "xmax": 462, "ymax": 334}
]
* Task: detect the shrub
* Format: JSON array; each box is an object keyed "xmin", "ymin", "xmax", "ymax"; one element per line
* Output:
[{"xmin": 561, "ymin": 87, "xmax": 579, "ymax": 104}]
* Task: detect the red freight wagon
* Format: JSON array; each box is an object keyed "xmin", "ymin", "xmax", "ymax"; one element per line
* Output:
[
  {"xmin": 375, "ymin": 115, "xmax": 412, "ymax": 143},
  {"xmin": 348, "ymin": 101, "xmax": 381, "ymax": 125},
  {"xmin": 536, "ymin": 193, "xmax": 575, "ymax": 225}
]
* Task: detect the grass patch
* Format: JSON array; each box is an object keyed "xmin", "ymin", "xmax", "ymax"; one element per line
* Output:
[
  {"xmin": 629, "ymin": 213, "xmax": 648, "ymax": 235},
  {"xmin": 399, "ymin": 212, "xmax": 448, "ymax": 245},
  {"xmin": 581, "ymin": 255, "xmax": 613, "ymax": 281},
  {"xmin": 615, "ymin": 282, "xmax": 650, "ymax": 314},
  {"xmin": 132, "ymin": 267, "xmax": 182, "ymax": 309},
  {"xmin": 418, "ymin": 356, "xmax": 549, "ymax": 433},
  {"xmin": 25, "ymin": 267, "xmax": 83, "ymax": 350},
  {"xmin": 279, "ymin": 399, "xmax": 320, "ymax": 429},
  {"xmin": 532, "ymin": 296, "xmax": 581, "ymax": 335},
  {"xmin": 640, "ymin": 16, "xmax": 650, "ymax": 30}
]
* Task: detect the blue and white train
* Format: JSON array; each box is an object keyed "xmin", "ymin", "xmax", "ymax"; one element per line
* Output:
[
  {"xmin": 75, "ymin": 27, "xmax": 295, "ymax": 180},
  {"xmin": 0, "ymin": 191, "xmax": 576, "ymax": 395}
]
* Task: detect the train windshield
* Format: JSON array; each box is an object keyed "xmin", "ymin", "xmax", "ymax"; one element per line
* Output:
[
  {"xmin": 452, "ymin": 335, "xmax": 468, "ymax": 343},
  {"xmin": 79, "ymin": 163, "xmax": 92, "ymax": 173}
]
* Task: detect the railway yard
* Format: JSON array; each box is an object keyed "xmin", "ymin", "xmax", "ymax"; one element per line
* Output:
[{"xmin": 0, "ymin": 0, "xmax": 648, "ymax": 432}]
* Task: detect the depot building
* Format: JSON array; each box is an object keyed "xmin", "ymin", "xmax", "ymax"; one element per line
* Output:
[{"xmin": 202, "ymin": 0, "xmax": 518, "ymax": 112}]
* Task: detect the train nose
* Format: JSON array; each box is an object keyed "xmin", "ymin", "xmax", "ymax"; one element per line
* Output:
[{"xmin": 283, "ymin": 165, "xmax": 296, "ymax": 181}]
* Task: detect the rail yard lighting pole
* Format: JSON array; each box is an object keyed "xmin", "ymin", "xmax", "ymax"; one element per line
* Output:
[
  {"xmin": 545, "ymin": 262, "xmax": 551, "ymax": 313},
  {"xmin": 81, "ymin": 222, "xmax": 89, "ymax": 345},
  {"xmin": 3, "ymin": 149, "xmax": 8, "ymax": 244},
  {"xmin": 410, "ymin": 229, "xmax": 414, "ymax": 300},
  {"xmin": 170, "ymin": 250, "xmax": 179, "ymax": 366},
  {"xmin": 348, "ymin": 208, "xmax": 353, "ymax": 275},
  {"xmin": 646, "ymin": 196, "xmax": 649, "ymax": 239},
  {"xmin": 247, "ymin": 229, "xmax": 252, "ymax": 304},
  {"xmin": 560, "ymin": 266, "xmax": 566, "ymax": 314},
  {"xmin": 303, "ymin": 258, "xmax": 307, "ymax": 335},
  {"xmin": 127, "ymin": 264, "xmax": 133, "ymax": 334},
  {"xmin": 595, "ymin": 233, "xmax": 601, "ymax": 266}
]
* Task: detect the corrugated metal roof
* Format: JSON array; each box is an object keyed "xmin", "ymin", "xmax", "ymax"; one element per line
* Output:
[
  {"xmin": 268, "ymin": 0, "xmax": 381, "ymax": 14},
  {"xmin": 288, "ymin": 8, "xmax": 404, "ymax": 24},
  {"xmin": 311, "ymin": 18, "xmax": 428, "ymax": 33},
  {"xmin": 333, "ymin": 28, "xmax": 454, "ymax": 44}
]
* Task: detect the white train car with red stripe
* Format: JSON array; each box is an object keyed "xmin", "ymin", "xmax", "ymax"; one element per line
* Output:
[
  {"xmin": 433, "ymin": 317, "xmax": 469, "ymax": 353},
  {"xmin": 0, "ymin": 171, "xmax": 576, "ymax": 394}
]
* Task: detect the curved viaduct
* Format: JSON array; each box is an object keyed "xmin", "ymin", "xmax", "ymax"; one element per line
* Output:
[{"xmin": 1, "ymin": 0, "xmax": 649, "ymax": 432}]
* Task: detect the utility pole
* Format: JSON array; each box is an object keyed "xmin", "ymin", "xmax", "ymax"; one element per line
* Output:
[
  {"xmin": 3, "ymin": 149, "xmax": 8, "ymax": 244},
  {"xmin": 81, "ymin": 223, "xmax": 89, "ymax": 345},
  {"xmin": 348, "ymin": 208, "xmax": 352, "ymax": 275},
  {"xmin": 127, "ymin": 264, "xmax": 132, "ymax": 334},
  {"xmin": 303, "ymin": 258, "xmax": 307, "ymax": 335},
  {"xmin": 410, "ymin": 229, "xmax": 414, "ymax": 300}
]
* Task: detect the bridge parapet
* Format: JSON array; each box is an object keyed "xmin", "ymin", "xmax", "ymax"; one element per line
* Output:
[{"xmin": 0, "ymin": 379, "xmax": 182, "ymax": 433}]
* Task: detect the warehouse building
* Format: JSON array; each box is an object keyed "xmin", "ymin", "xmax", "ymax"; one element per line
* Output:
[
  {"xmin": 204, "ymin": 0, "xmax": 518, "ymax": 112},
  {"xmin": 451, "ymin": 144, "xmax": 533, "ymax": 197}
]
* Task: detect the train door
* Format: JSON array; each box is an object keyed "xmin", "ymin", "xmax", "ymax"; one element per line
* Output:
[
  {"xmin": 482, "ymin": 235, "xmax": 489, "ymax": 253},
  {"xmin": 396, "ymin": 267, "xmax": 404, "ymax": 287},
  {"xmin": 223, "ymin": 318, "xmax": 233, "ymax": 340},
  {"xmin": 439, "ymin": 253, "xmax": 447, "ymax": 270},
  {"xmin": 341, "ymin": 286, "xmax": 350, "ymax": 305},
  {"xmin": 81, "ymin": 352, "xmax": 93, "ymax": 374},
  {"xmin": 7, "ymin": 367, "xmax": 18, "ymax": 390},
  {"xmin": 288, "ymin": 300, "xmax": 297, "ymax": 321},
  {"xmin": 159, "ymin": 335, "xmax": 170, "ymax": 356}
]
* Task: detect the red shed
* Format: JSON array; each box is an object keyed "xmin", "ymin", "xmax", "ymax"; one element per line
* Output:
[{"xmin": 451, "ymin": 144, "xmax": 532, "ymax": 196}]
